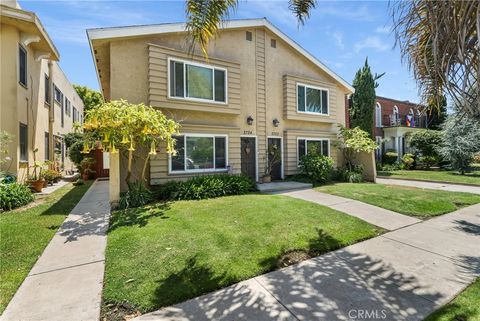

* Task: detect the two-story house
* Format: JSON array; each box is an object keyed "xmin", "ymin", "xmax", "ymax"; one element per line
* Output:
[
  {"xmin": 373, "ymin": 96, "xmax": 428, "ymax": 161},
  {"xmin": 87, "ymin": 19, "xmax": 354, "ymax": 201},
  {"xmin": 0, "ymin": 0, "xmax": 84, "ymax": 181}
]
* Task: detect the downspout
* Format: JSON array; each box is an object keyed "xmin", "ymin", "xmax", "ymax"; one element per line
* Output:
[{"xmin": 48, "ymin": 60, "xmax": 54, "ymax": 167}]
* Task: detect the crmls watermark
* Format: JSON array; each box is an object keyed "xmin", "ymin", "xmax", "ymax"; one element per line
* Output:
[{"xmin": 348, "ymin": 309, "xmax": 388, "ymax": 320}]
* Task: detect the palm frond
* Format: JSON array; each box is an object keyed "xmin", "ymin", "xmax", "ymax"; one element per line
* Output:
[
  {"xmin": 185, "ymin": 0, "xmax": 238, "ymax": 58},
  {"xmin": 289, "ymin": 0, "xmax": 316, "ymax": 25},
  {"xmin": 391, "ymin": 0, "xmax": 480, "ymax": 120}
]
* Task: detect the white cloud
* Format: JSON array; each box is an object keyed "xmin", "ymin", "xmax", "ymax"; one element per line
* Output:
[
  {"xmin": 317, "ymin": 4, "xmax": 376, "ymax": 22},
  {"xmin": 354, "ymin": 36, "xmax": 391, "ymax": 53},
  {"xmin": 375, "ymin": 26, "xmax": 391, "ymax": 34},
  {"xmin": 329, "ymin": 30, "xmax": 344, "ymax": 50}
]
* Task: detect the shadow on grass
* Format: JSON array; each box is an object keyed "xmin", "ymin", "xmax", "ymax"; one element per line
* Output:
[
  {"xmin": 144, "ymin": 231, "xmax": 448, "ymax": 321},
  {"xmin": 109, "ymin": 202, "xmax": 171, "ymax": 232}
]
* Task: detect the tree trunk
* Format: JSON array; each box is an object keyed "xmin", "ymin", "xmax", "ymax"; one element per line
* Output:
[
  {"xmin": 125, "ymin": 149, "xmax": 133, "ymax": 186},
  {"xmin": 141, "ymin": 153, "xmax": 151, "ymax": 186}
]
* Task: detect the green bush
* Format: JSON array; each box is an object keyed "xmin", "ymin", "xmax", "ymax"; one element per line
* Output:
[
  {"xmin": 380, "ymin": 163, "xmax": 402, "ymax": 171},
  {"xmin": 334, "ymin": 165, "xmax": 364, "ymax": 183},
  {"xmin": 383, "ymin": 152, "xmax": 398, "ymax": 165},
  {"xmin": 299, "ymin": 154, "xmax": 334, "ymax": 183},
  {"xmin": 0, "ymin": 183, "xmax": 35, "ymax": 211},
  {"xmin": 401, "ymin": 153, "xmax": 415, "ymax": 170},
  {"xmin": 418, "ymin": 155, "xmax": 438, "ymax": 169},
  {"xmin": 42, "ymin": 169, "xmax": 62, "ymax": 184},
  {"xmin": 73, "ymin": 178, "xmax": 84, "ymax": 186},
  {"xmin": 119, "ymin": 182, "xmax": 153, "ymax": 209},
  {"xmin": 155, "ymin": 174, "xmax": 257, "ymax": 201}
]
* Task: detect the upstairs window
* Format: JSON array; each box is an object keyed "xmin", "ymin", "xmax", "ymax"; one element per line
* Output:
[
  {"xmin": 297, "ymin": 83, "xmax": 328, "ymax": 115},
  {"xmin": 19, "ymin": 45, "xmax": 27, "ymax": 86},
  {"xmin": 375, "ymin": 102, "xmax": 382, "ymax": 127},
  {"xmin": 45, "ymin": 75, "xmax": 50, "ymax": 104},
  {"xmin": 54, "ymin": 86, "xmax": 63, "ymax": 104},
  {"xmin": 65, "ymin": 97, "xmax": 71, "ymax": 116},
  {"xmin": 297, "ymin": 138, "xmax": 329, "ymax": 165},
  {"xmin": 169, "ymin": 59, "xmax": 227, "ymax": 103}
]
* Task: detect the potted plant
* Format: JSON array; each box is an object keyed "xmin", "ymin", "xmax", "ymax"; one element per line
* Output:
[
  {"xmin": 42, "ymin": 169, "xmax": 62, "ymax": 186},
  {"xmin": 262, "ymin": 144, "xmax": 280, "ymax": 183},
  {"xmin": 80, "ymin": 157, "xmax": 96, "ymax": 181},
  {"xmin": 27, "ymin": 161, "xmax": 45, "ymax": 192}
]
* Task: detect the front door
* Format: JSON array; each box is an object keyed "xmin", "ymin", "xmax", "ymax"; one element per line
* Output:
[
  {"xmin": 267, "ymin": 137, "xmax": 282, "ymax": 180},
  {"xmin": 241, "ymin": 137, "xmax": 256, "ymax": 181}
]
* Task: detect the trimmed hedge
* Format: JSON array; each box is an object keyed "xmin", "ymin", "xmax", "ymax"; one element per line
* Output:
[
  {"xmin": 154, "ymin": 174, "xmax": 257, "ymax": 201},
  {"xmin": 0, "ymin": 183, "xmax": 35, "ymax": 211}
]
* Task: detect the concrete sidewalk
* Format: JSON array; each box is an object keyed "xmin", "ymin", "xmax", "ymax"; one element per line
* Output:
[
  {"xmin": 1, "ymin": 180, "xmax": 110, "ymax": 321},
  {"xmin": 273, "ymin": 188, "xmax": 421, "ymax": 230},
  {"xmin": 133, "ymin": 203, "xmax": 480, "ymax": 321},
  {"xmin": 377, "ymin": 177, "xmax": 480, "ymax": 195}
]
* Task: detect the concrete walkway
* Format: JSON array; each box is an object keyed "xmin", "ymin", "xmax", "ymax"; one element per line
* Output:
[
  {"xmin": 1, "ymin": 180, "xmax": 110, "ymax": 321},
  {"xmin": 273, "ymin": 188, "xmax": 421, "ymax": 230},
  {"xmin": 377, "ymin": 177, "xmax": 480, "ymax": 195},
  {"xmin": 133, "ymin": 203, "xmax": 480, "ymax": 321}
]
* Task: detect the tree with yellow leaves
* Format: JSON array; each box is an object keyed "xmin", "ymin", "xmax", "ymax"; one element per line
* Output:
[{"xmin": 82, "ymin": 100, "xmax": 180, "ymax": 186}]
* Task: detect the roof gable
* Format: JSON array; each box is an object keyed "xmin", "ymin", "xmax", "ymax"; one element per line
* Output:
[{"xmin": 87, "ymin": 18, "xmax": 354, "ymax": 93}]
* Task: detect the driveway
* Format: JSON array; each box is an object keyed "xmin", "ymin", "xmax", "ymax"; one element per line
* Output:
[{"xmin": 133, "ymin": 203, "xmax": 480, "ymax": 321}]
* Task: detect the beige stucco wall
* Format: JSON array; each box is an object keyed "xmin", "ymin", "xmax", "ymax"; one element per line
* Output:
[
  {"xmin": 0, "ymin": 20, "xmax": 83, "ymax": 181},
  {"xmin": 103, "ymin": 26, "xmax": 350, "ymax": 191}
]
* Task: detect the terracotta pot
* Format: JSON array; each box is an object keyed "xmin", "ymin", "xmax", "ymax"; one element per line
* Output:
[
  {"xmin": 43, "ymin": 180, "xmax": 48, "ymax": 188},
  {"xmin": 82, "ymin": 174, "xmax": 90, "ymax": 181},
  {"xmin": 29, "ymin": 180, "xmax": 44, "ymax": 193},
  {"xmin": 262, "ymin": 175, "xmax": 271, "ymax": 183}
]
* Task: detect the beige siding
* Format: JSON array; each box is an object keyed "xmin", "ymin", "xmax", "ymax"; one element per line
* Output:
[
  {"xmin": 284, "ymin": 129, "xmax": 339, "ymax": 176},
  {"xmin": 283, "ymin": 74, "xmax": 338, "ymax": 123},
  {"xmin": 148, "ymin": 44, "xmax": 241, "ymax": 114},
  {"xmin": 150, "ymin": 124, "xmax": 241, "ymax": 184},
  {"xmin": 255, "ymin": 29, "xmax": 267, "ymax": 177}
]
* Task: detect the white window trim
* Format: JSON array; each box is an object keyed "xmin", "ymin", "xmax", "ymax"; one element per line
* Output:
[
  {"xmin": 167, "ymin": 57, "xmax": 228, "ymax": 105},
  {"xmin": 375, "ymin": 102, "xmax": 382, "ymax": 127},
  {"xmin": 168, "ymin": 133, "xmax": 229, "ymax": 174},
  {"xmin": 296, "ymin": 82, "xmax": 330, "ymax": 116},
  {"xmin": 296, "ymin": 137, "xmax": 330, "ymax": 166}
]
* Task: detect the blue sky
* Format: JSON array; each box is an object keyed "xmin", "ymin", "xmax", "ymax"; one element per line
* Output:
[{"xmin": 20, "ymin": 0, "xmax": 420, "ymax": 102}]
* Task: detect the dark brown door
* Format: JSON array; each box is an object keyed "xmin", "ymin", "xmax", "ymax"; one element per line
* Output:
[
  {"xmin": 268, "ymin": 137, "xmax": 282, "ymax": 180},
  {"xmin": 241, "ymin": 137, "xmax": 256, "ymax": 180}
]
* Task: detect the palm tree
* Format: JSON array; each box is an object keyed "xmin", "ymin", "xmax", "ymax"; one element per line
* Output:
[
  {"xmin": 391, "ymin": 1, "xmax": 479, "ymax": 120},
  {"xmin": 186, "ymin": 0, "xmax": 479, "ymax": 120},
  {"xmin": 185, "ymin": 0, "xmax": 316, "ymax": 57}
]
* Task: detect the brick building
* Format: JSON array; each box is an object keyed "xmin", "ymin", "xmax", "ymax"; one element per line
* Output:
[{"xmin": 374, "ymin": 96, "xmax": 428, "ymax": 161}]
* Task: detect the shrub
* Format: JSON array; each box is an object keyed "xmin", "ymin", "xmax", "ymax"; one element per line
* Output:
[
  {"xmin": 380, "ymin": 163, "xmax": 402, "ymax": 171},
  {"xmin": 383, "ymin": 152, "xmax": 398, "ymax": 165},
  {"xmin": 334, "ymin": 165, "xmax": 364, "ymax": 183},
  {"xmin": 299, "ymin": 154, "xmax": 334, "ymax": 183},
  {"xmin": 401, "ymin": 153, "xmax": 415, "ymax": 170},
  {"xmin": 0, "ymin": 183, "xmax": 35, "ymax": 211},
  {"xmin": 73, "ymin": 178, "xmax": 84, "ymax": 186},
  {"xmin": 418, "ymin": 155, "xmax": 438, "ymax": 169},
  {"xmin": 42, "ymin": 169, "xmax": 62, "ymax": 184},
  {"xmin": 69, "ymin": 141, "xmax": 85, "ymax": 167},
  {"xmin": 119, "ymin": 182, "xmax": 154, "ymax": 209},
  {"xmin": 407, "ymin": 129, "xmax": 442, "ymax": 159},
  {"xmin": 155, "ymin": 174, "xmax": 257, "ymax": 201}
]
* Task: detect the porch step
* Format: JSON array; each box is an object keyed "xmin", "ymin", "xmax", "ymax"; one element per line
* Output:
[{"xmin": 257, "ymin": 181, "xmax": 313, "ymax": 193}]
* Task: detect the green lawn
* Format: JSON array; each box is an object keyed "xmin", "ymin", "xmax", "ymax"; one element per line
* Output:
[
  {"xmin": 316, "ymin": 183, "xmax": 480, "ymax": 218},
  {"xmin": 103, "ymin": 194, "xmax": 382, "ymax": 313},
  {"xmin": 0, "ymin": 181, "xmax": 93, "ymax": 313},
  {"xmin": 424, "ymin": 278, "xmax": 479, "ymax": 321},
  {"xmin": 378, "ymin": 169, "xmax": 480, "ymax": 186}
]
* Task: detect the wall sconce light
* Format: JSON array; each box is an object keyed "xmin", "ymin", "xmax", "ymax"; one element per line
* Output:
[
  {"xmin": 273, "ymin": 118, "xmax": 280, "ymax": 127},
  {"xmin": 247, "ymin": 115, "xmax": 254, "ymax": 125}
]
